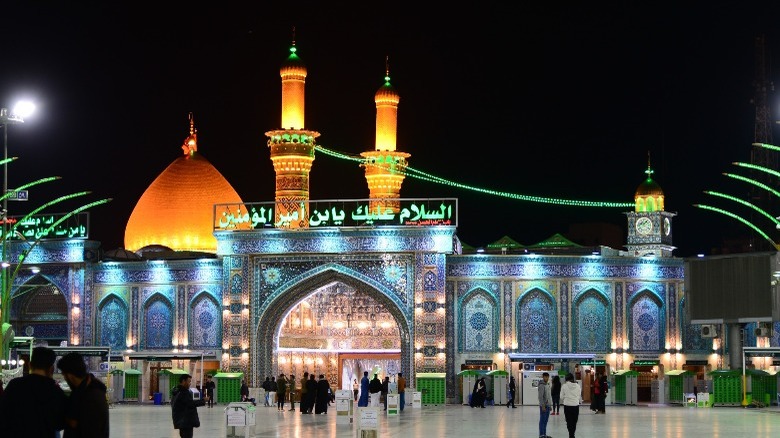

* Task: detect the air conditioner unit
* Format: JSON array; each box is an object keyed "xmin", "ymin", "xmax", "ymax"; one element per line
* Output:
[
  {"xmin": 701, "ymin": 324, "xmax": 717, "ymax": 338},
  {"xmin": 754, "ymin": 327, "xmax": 771, "ymax": 337}
]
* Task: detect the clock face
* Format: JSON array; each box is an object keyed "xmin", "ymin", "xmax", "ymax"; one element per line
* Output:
[
  {"xmin": 635, "ymin": 217, "xmax": 653, "ymax": 235},
  {"xmin": 663, "ymin": 217, "xmax": 671, "ymax": 236}
]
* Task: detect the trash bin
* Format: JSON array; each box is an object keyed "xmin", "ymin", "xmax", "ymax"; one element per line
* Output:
[{"xmin": 153, "ymin": 392, "xmax": 163, "ymax": 405}]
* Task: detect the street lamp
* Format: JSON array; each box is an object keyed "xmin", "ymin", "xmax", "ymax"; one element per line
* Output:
[{"xmin": 0, "ymin": 101, "xmax": 35, "ymax": 338}]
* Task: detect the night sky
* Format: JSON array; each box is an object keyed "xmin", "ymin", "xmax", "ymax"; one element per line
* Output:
[{"xmin": 2, "ymin": 4, "xmax": 780, "ymax": 257}]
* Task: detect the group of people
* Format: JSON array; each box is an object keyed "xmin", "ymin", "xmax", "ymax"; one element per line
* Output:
[
  {"xmin": 537, "ymin": 372, "xmax": 583, "ymax": 438},
  {"xmin": 0, "ymin": 346, "xmax": 110, "ymax": 437},
  {"xmin": 469, "ymin": 377, "xmax": 488, "ymax": 408},
  {"xmin": 260, "ymin": 373, "xmax": 332, "ymax": 414},
  {"xmin": 590, "ymin": 372, "xmax": 609, "ymax": 414},
  {"xmin": 356, "ymin": 370, "xmax": 405, "ymax": 411}
]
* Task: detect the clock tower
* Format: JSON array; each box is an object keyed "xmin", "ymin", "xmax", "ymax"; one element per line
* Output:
[{"xmin": 625, "ymin": 160, "xmax": 676, "ymax": 257}]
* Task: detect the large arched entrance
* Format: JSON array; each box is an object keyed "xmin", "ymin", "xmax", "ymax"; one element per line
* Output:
[
  {"xmin": 10, "ymin": 275, "xmax": 68, "ymax": 344},
  {"xmin": 254, "ymin": 270, "xmax": 412, "ymax": 389}
]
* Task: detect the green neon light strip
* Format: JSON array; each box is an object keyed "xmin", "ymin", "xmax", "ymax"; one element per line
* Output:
[
  {"xmin": 752, "ymin": 142, "xmax": 780, "ymax": 152},
  {"xmin": 733, "ymin": 162, "xmax": 780, "ymax": 178},
  {"xmin": 723, "ymin": 173, "xmax": 780, "ymax": 199},
  {"xmin": 694, "ymin": 204, "xmax": 778, "ymax": 249},
  {"xmin": 704, "ymin": 191, "xmax": 779, "ymax": 225},
  {"xmin": 314, "ymin": 145, "xmax": 634, "ymax": 208}
]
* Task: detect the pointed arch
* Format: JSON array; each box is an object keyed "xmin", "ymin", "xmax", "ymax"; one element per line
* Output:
[
  {"xmin": 572, "ymin": 288, "xmax": 611, "ymax": 352},
  {"xmin": 458, "ymin": 287, "xmax": 498, "ymax": 353},
  {"xmin": 9, "ymin": 274, "xmax": 68, "ymax": 341},
  {"xmin": 516, "ymin": 288, "xmax": 557, "ymax": 353},
  {"xmin": 254, "ymin": 265, "xmax": 412, "ymax": 383},
  {"xmin": 97, "ymin": 294, "xmax": 129, "ymax": 351},
  {"xmin": 189, "ymin": 291, "xmax": 221, "ymax": 348},
  {"xmin": 628, "ymin": 289, "xmax": 665, "ymax": 352},
  {"xmin": 142, "ymin": 293, "xmax": 173, "ymax": 349}
]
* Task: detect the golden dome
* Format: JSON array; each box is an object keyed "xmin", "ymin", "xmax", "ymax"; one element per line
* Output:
[
  {"xmin": 125, "ymin": 115, "xmax": 243, "ymax": 253},
  {"xmin": 375, "ymin": 77, "xmax": 400, "ymax": 105},
  {"xmin": 280, "ymin": 44, "xmax": 307, "ymax": 79},
  {"xmin": 634, "ymin": 163, "xmax": 665, "ymax": 212}
]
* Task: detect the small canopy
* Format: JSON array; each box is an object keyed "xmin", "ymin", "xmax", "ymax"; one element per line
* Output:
[
  {"xmin": 159, "ymin": 368, "xmax": 189, "ymax": 375},
  {"xmin": 664, "ymin": 370, "xmax": 693, "ymax": 376},
  {"xmin": 613, "ymin": 370, "xmax": 639, "ymax": 376},
  {"xmin": 486, "ymin": 370, "xmax": 509, "ymax": 376},
  {"xmin": 707, "ymin": 369, "xmax": 742, "ymax": 377},
  {"xmin": 487, "ymin": 235, "xmax": 524, "ymax": 250},
  {"xmin": 456, "ymin": 370, "xmax": 481, "ymax": 377},
  {"xmin": 527, "ymin": 233, "xmax": 583, "ymax": 249},
  {"xmin": 110, "ymin": 368, "xmax": 142, "ymax": 375}
]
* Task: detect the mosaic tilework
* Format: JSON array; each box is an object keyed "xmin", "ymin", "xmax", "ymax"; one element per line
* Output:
[
  {"xmin": 503, "ymin": 281, "xmax": 512, "ymax": 352},
  {"xmin": 142, "ymin": 296, "xmax": 173, "ymax": 349},
  {"xmin": 455, "ymin": 281, "xmax": 499, "ymax": 352},
  {"xmin": 446, "ymin": 255, "xmax": 684, "ymax": 280},
  {"xmin": 518, "ymin": 288, "xmax": 557, "ymax": 353},
  {"xmin": 253, "ymin": 259, "xmax": 414, "ymax": 385},
  {"xmin": 219, "ymin": 227, "xmax": 456, "ymax": 256},
  {"xmin": 98, "ymin": 295, "xmax": 128, "ymax": 350},
  {"xmin": 629, "ymin": 291, "xmax": 665, "ymax": 352},
  {"xmin": 190, "ymin": 292, "xmax": 221, "ymax": 348},
  {"xmin": 572, "ymin": 289, "xmax": 611, "ymax": 352},
  {"xmin": 773, "ymin": 322, "xmax": 780, "ymax": 347},
  {"xmin": 461, "ymin": 291, "xmax": 496, "ymax": 352},
  {"xmin": 560, "ymin": 282, "xmax": 569, "ymax": 352}
]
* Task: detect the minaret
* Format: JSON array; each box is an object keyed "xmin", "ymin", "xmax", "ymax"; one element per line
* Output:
[
  {"xmin": 264, "ymin": 29, "xmax": 320, "ymax": 228},
  {"xmin": 360, "ymin": 57, "xmax": 410, "ymax": 213},
  {"xmin": 625, "ymin": 153, "xmax": 676, "ymax": 257}
]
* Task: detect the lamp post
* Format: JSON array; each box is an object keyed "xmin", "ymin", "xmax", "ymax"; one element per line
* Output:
[{"xmin": 0, "ymin": 101, "xmax": 35, "ymax": 340}]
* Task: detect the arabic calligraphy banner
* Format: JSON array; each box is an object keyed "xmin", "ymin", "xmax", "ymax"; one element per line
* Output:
[
  {"xmin": 214, "ymin": 198, "xmax": 458, "ymax": 231},
  {"xmin": 6, "ymin": 212, "xmax": 89, "ymax": 240}
]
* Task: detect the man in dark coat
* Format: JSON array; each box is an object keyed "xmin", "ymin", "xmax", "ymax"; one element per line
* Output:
[
  {"xmin": 203, "ymin": 375, "xmax": 215, "ymax": 408},
  {"xmin": 0, "ymin": 346, "xmax": 67, "ymax": 437},
  {"xmin": 57, "ymin": 351, "xmax": 109, "ymax": 437},
  {"xmin": 171, "ymin": 373, "xmax": 206, "ymax": 438},
  {"xmin": 315, "ymin": 374, "xmax": 331, "ymax": 414},
  {"xmin": 368, "ymin": 373, "xmax": 382, "ymax": 407},
  {"xmin": 305, "ymin": 373, "xmax": 317, "ymax": 414}
]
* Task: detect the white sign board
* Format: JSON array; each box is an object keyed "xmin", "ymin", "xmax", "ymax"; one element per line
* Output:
[
  {"xmin": 357, "ymin": 407, "xmax": 380, "ymax": 438},
  {"xmin": 386, "ymin": 393, "xmax": 399, "ymax": 416},
  {"xmin": 412, "ymin": 391, "xmax": 422, "ymax": 408}
]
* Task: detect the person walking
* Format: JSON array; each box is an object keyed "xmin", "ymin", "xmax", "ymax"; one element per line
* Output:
[
  {"xmin": 551, "ymin": 374, "xmax": 562, "ymax": 415},
  {"xmin": 204, "ymin": 375, "xmax": 215, "ymax": 408},
  {"xmin": 171, "ymin": 373, "xmax": 206, "ymax": 438},
  {"xmin": 0, "ymin": 346, "xmax": 67, "ymax": 437},
  {"xmin": 287, "ymin": 374, "xmax": 296, "ymax": 411},
  {"xmin": 57, "ymin": 351, "xmax": 110, "ymax": 438},
  {"xmin": 357, "ymin": 371, "xmax": 370, "ymax": 407},
  {"xmin": 352, "ymin": 378, "xmax": 359, "ymax": 402},
  {"xmin": 561, "ymin": 372, "xmax": 582, "ymax": 438},
  {"xmin": 262, "ymin": 377, "xmax": 271, "ymax": 406},
  {"xmin": 397, "ymin": 372, "xmax": 406, "ymax": 412},
  {"xmin": 276, "ymin": 374, "xmax": 287, "ymax": 411},
  {"xmin": 381, "ymin": 376, "xmax": 390, "ymax": 411},
  {"xmin": 538, "ymin": 372, "xmax": 552, "ymax": 438},
  {"xmin": 507, "ymin": 375, "xmax": 517, "ymax": 408}
]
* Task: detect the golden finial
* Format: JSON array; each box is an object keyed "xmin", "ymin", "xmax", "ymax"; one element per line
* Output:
[
  {"xmin": 182, "ymin": 112, "xmax": 198, "ymax": 156},
  {"xmin": 645, "ymin": 151, "xmax": 653, "ymax": 178}
]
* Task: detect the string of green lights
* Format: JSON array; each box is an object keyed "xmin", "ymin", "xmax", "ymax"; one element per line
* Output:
[
  {"xmin": 691, "ymin": 143, "xmax": 780, "ymax": 249},
  {"xmin": 314, "ymin": 145, "xmax": 634, "ymax": 208}
]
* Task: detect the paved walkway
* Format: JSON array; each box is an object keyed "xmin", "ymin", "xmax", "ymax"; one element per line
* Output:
[{"xmin": 108, "ymin": 401, "xmax": 780, "ymax": 437}]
